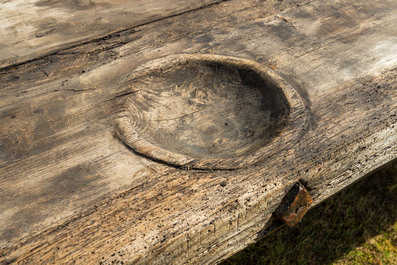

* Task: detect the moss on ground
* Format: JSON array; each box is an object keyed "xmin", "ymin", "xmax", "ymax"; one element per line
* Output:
[{"xmin": 223, "ymin": 160, "xmax": 397, "ymax": 265}]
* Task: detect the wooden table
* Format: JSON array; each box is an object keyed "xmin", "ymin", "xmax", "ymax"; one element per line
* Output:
[{"xmin": 1, "ymin": 0, "xmax": 396, "ymax": 263}]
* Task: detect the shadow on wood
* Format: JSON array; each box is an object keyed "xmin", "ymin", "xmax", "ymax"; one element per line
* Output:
[{"xmin": 223, "ymin": 159, "xmax": 397, "ymax": 264}]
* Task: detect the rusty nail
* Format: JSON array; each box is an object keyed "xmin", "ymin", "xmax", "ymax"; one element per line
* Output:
[{"xmin": 274, "ymin": 182, "xmax": 313, "ymax": 227}]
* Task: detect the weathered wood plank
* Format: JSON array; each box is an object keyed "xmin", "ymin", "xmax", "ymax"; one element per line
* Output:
[
  {"xmin": 0, "ymin": 0, "xmax": 223, "ymax": 69},
  {"xmin": 0, "ymin": 0, "xmax": 396, "ymax": 264}
]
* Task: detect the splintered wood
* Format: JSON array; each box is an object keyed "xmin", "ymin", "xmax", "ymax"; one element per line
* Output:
[{"xmin": 0, "ymin": 0, "xmax": 396, "ymax": 264}]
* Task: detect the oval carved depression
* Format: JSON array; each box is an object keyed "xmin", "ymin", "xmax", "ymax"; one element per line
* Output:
[{"xmin": 117, "ymin": 54, "xmax": 306, "ymax": 169}]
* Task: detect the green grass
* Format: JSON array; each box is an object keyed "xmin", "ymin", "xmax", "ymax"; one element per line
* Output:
[{"xmin": 223, "ymin": 160, "xmax": 397, "ymax": 265}]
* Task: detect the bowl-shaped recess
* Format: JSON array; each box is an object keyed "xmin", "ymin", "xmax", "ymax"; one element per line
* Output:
[{"xmin": 117, "ymin": 54, "xmax": 306, "ymax": 169}]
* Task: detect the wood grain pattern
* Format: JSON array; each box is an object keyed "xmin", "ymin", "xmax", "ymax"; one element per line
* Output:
[
  {"xmin": 116, "ymin": 54, "xmax": 306, "ymax": 169},
  {"xmin": 0, "ymin": 0, "xmax": 223, "ymax": 69},
  {"xmin": 0, "ymin": 0, "xmax": 396, "ymax": 264}
]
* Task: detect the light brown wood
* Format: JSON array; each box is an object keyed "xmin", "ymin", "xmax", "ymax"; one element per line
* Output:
[
  {"xmin": 116, "ymin": 54, "xmax": 306, "ymax": 169},
  {"xmin": 0, "ymin": 0, "xmax": 223, "ymax": 68},
  {"xmin": 0, "ymin": 0, "xmax": 396, "ymax": 264}
]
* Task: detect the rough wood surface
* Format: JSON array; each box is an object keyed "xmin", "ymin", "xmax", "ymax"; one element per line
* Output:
[
  {"xmin": 0, "ymin": 0, "xmax": 223, "ymax": 68},
  {"xmin": 116, "ymin": 54, "xmax": 306, "ymax": 169},
  {"xmin": 0, "ymin": 0, "xmax": 396, "ymax": 264}
]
